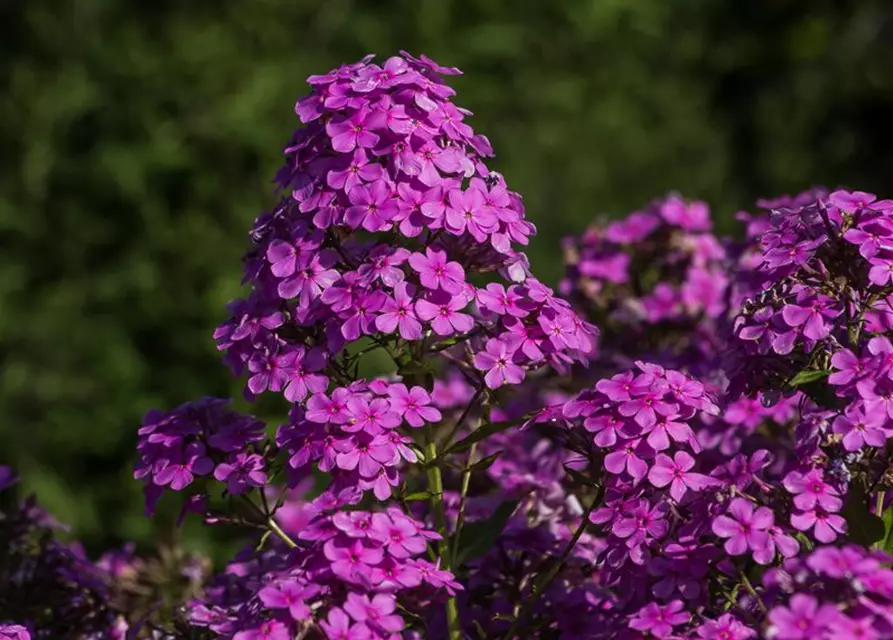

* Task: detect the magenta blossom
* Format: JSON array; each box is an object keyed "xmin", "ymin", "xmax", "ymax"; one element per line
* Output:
[
  {"xmin": 647, "ymin": 451, "xmax": 714, "ymax": 502},
  {"xmin": 387, "ymin": 384, "xmax": 441, "ymax": 427},
  {"xmin": 711, "ymin": 498, "xmax": 773, "ymax": 559},
  {"xmin": 473, "ymin": 338, "xmax": 525, "ymax": 389}
]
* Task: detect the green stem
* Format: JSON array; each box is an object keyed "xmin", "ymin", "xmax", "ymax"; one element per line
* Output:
[
  {"xmin": 500, "ymin": 494, "xmax": 598, "ymax": 640},
  {"xmin": 739, "ymin": 571, "xmax": 767, "ymax": 615},
  {"xmin": 450, "ymin": 442, "xmax": 477, "ymax": 563},
  {"xmin": 425, "ymin": 428, "xmax": 461, "ymax": 639},
  {"xmin": 241, "ymin": 494, "xmax": 299, "ymax": 550},
  {"xmin": 267, "ymin": 516, "xmax": 299, "ymax": 549}
]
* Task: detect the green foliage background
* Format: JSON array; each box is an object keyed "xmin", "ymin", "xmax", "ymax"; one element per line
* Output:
[{"xmin": 1, "ymin": 0, "xmax": 892, "ymax": 556}]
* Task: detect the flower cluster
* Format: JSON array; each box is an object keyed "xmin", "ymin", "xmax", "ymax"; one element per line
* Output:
[
  {"xmin": 763, "ymin": 544, "xmax": 893, "ymax": 638},
  {"xmin": 730, "ymin": 189, "xmax": 893, "ymax": 392},
  {"xmin": 134, "ymin": 398, "xmax": 268, "ymax": 514},
  {"xmin": 188, "ymin": 501, "xmax": 459, "ymax": 640},
  {"xmin": 560, "ymin": 194, "xmax": 730, "ymax": 374},
  {"xmin": 214, "ymin": 49, "xmax": 594, "ymax": 413},
  {"xmin": 15, "ymin": 50, "xmax": 893, "ymax": 640},
  {"xmin": 0, "ymin": 467, "xmax": 126, "ymax": 639},
  {"xmin": 276, "ymin": 380, "xmax": 439, "ymax": 501}
]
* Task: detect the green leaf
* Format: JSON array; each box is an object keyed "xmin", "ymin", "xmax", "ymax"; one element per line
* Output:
[
  {"xmin": 445, "ymin": 419, "xmax": 520, "ymax": 455},
  {"xmin": 402, "ymin": 491, "xmax": 434, "ymax": 502},
  {"xmin": 843, "ymin": 483, "xmax": 885, "ymax": 548},
  {"xmin": 454, "ymin": 499, "xmax": 519, "ymax": 566},
  {"xmin": 880, "ymin": 505, "xmax": 893, "ymax": 553},
  {"xmin": 788, "ymin": 369, "xmax": 831, "ymax": 387},
  {"xmin": 564, "ymin": 464, "xmax": 598, "ymax": 487},
  {"xmin": 466, "ymin": 451, "xmax": 502, "ymax": 472}
]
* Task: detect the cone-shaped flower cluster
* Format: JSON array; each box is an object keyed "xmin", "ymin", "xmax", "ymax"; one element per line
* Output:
[{"xmin": 215, "ymin": 51, "xmax": 596, "ymax": 409}]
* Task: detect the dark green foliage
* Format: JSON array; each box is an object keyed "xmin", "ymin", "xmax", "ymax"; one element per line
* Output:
[{"xmin": 1, "ymin": 0, "xmax": 892, "ymax": 555}]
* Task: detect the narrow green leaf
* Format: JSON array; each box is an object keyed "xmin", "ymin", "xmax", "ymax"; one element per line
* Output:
[
  {"xmin": 843, "ymin": 483, "xmax": 885, "ymax": 548},
  {"xmin": 563, "ymin": 464, "xmax": 598, "ymax": 487},
  {"xmin": 788, "ymin": 369, "xmax": 831, "ymax": 387},
  {"xmin": 402, "ymin": 491, "xmax": 434, "ymax": 502},
  {"xmin": 454, "ymin": 499, "xmax": 519, "ymax": 566},
  {"xmin": 445, "ymin": 420, "xmax": 519, "ymax": 455},
  {"xmin": 466, "ymin": 451, "xmax": 502, "ymax": 472},
  {"xmin": 880, "ymin": 506, "xmax": 893, "ymax": 553}
]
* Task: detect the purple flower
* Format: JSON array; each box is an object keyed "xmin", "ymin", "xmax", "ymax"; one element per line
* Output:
[
  {"xmin": 0, "ymin": 466, "xmax": 20, "ymax": 492},
  {"xmin": 696, "ymin": 614, "xmax": 755, "ymax": 639},
  {"xmin": 790, "ymin": 506, "xmax": 846, "ymax": 542},
  {"xmin": 829, "ymin": 348, "xmax": 868, "ymax": 386},
  {"xmin": 0, "ymin": 625, "xmax": 31, "ymax": 640},
  {"xmin": 326, "ymin": 105, "xmax": 385, "ymax": 152},
  {"xmin": 408, "ymin": 247, "xmax": 465, "ymax": 293},
  {"xmin": 341, "ymin": 291, "xmax": 387, "ymax": 341},
  {"xmin": 320, "ymin": 608, "xmax": 372, "ymax": 640},
  {"xmin": 368, "ymin": 512, "xmax": 427, "ymax": 558},
  {"xmin": 613, "ymin": 500, "xmax": 669, "ymax": 542},
  {"xmin": 327, "ymin": 149, "xmax": 383, "ymax": 192},
  {"xmin": 387, "ymin": 384, "xmax": 441, "ymax": 427},
  {"xmin": 767, "ymin": 593, "xmax": 840, "ymax": 639},
  {"xmin": 783, "ymin": 470, "xmax": 842, "ymax": 512},
  {"xmin": 832, "ymin": 407, "xmax": 886, "ymax": 451},
  {"xmin": 344, "ymin": 396, "xmax": 401, "ymax": 434},
  {"xmin": 323, "ymin": 538, "xmax": 384, "ymax": 581},
  {"xmin": 375, "ymin": 282, "xmax": 422, "ymax": 340},
  {"xmin": 476, "ymin": 283, "xmax": 528, "ymax": 317},
  {"xmin": 629, "ymin": 600, "xmax": 690, "ymax": 638},
  {"xmin": 604, "ymin": 438, "xmax": 651, "ymax": 481},
  {"xmin": 445, "ymin": 187, "xmax": 497, "ymax": 241},
  {"xmin": 806, "ymin": 545, "xmax": 879, "ymax": 579},
  {"xmin": 233, "ymin": 620, "xmax": 291, "ymax": 640},
  {"xmin": 345, "ymin": 181, "xmax": 398, "ymax": 232},
  {"xmin": 843, "ymin": 217, "xmax": 893, "ymax": 258},
  {"xmin": 473, "ymin": 338, "xmax": 525, "ymax": 389},
  {"xmin": 277, "ymin": 251, "xmax": 340, "ymax": 305},
  {"xmin": 780, "ymin": 295, "xmax": 840, "ymax": 341},
  {"xmin": 154, "ymin": 443, "xmax": 214, "ymax": 490},
  {"xmin": 415, "ymin": 290, "xmax": 473, "ymax": 336},
  {"xmin": 647, "ymin": 451, "xmax": 714, "ymax": 501},
  {"xmin": 258, "ymin": 580, "xmax": 314, "ymax": 621},
  {"xmin": 213, "ymin": 453, "xmax": 267, "ymax": 494},
  {"xmin": 342, "ymin": 592, "xmax": 404, "ymax": 634},
  {"xmin": 830, "ymin": 188, "xmax": 878, "ymax": 212},
  {"xmin": 711, "ymin": 498, "xmax": 773, "ymax": 558},
  {"xmin": 335, "ymin": 432, "xmax": 396, "ymax": 477}
]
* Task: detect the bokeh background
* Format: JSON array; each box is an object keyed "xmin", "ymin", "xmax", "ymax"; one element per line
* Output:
[{"xmin": 2, "ymin": 0, "xmax": 893, "ymax": 557}]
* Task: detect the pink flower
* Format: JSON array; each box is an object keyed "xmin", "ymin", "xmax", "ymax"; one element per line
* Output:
[
  {"xmin": 375, "ymin": 283, "xmax": 422, "ymax": 340},
  {"xmin": 342, "ymin": 593, "xmax": 404, "ymax": 634},
  {"xmin": 647, "ymin": 451, "xmax": 714, "ymax": 502},
  {"xmin": 473, "ymin": 338, "xmax": 525, "ymax": 389},
  {"xmin": 767, "ymin": 593, "xmax": 840, "ymax": 639},
  {"xmin": 415, "ymin": 291, "xmax": 473, "ymax": 336},
  {"xmin": 711, "ymin": 498, "xmax": 773, "ymax": 558},
  {"xmin": 408, "ymin": 247, "xmax": 465, "ymax": 293},
  {"xmin": 790, "ymin": 507, "xmax": 846, "ymax": 542},
  {"xmin": 323, "ymin": 538, "xmax": 384, "ymax": 581},
  {"xmin": 629, "ymin": 600, "xmax": 690, "ymax": 638},
  {"xmin": 345, "ymin": 181, "xmax": 398, "ymax": 232},
  {"xmin": 320, "ymin": 608, "xmax": 372, "ymax": 640},
  {"xmin": 387, "ymin": 384, "xmax": 441, "ymax": 427},
  {"xmin": 445, "ymin": 187, "xmax": 497, "ymax": 241},
  {"xmin": 325, "ymin": 105, "xmax": 385, "ymax": 152},
  {"xmin": 258, "ymin": 580, "xmax": 314, "ymax": 621},
  {"xmin": 782, "ymin": 470, "xmax": 842, "ymax": 512}
]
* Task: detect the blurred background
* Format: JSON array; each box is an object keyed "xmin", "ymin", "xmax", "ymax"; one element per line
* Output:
[{"xmin": 2, "ymin": 0, "xmax": 892, "ymax": 558}]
